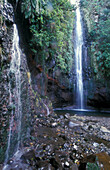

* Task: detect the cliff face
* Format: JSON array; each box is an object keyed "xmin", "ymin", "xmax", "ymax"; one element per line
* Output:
[
  {"xmin": 81, "ymin": 0, "xmax": 110, "ymax": 109},
  {"xmin": 0, "ymin": 0, "xmax": 53, "ymax": 163},
  {"xmin": 0, "ymin": 1, "xmax": 14, "ymax": 162},
  {"xmin": 9, "ymin": 0, "xmax": 75, "ymax": 108},
  {"xmin": 87, "ymin": 82, "xmax": 110, "ymax": 109}
]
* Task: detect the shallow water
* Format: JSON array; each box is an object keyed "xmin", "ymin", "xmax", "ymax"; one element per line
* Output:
[{"xmin": 54, "ymin": 108, "xmax": 110, "ymax": 117}]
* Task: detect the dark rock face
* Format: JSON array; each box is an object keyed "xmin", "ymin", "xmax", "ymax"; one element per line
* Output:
[
  {"xmin": 23, "ymin": 55, "xmax": 74, "ymax": 108},
  {"xmin": 87, "ymin": 86, "xmax": 110, "ymax": 108},
  {"xmin": 47, "ymin": 75, "xmax": 74, "ymax": 107},
  {"xmin": 0, "ymin": 0, "xmax": 14, "ymax": 163}
]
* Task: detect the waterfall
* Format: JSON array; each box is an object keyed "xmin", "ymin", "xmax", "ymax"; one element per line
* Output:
[
  {"xmin": 5, "ymin": 24, "xmax": 22, "ymax": 163},
  {"xmin": 13, "ymin": 24, "xmax": 22, "ymax": 151},
  {"xmin": 74, "ymin": 2, "xmax": 84, "ymax": 109}
]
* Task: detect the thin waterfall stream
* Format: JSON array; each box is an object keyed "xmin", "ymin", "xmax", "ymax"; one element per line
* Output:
[
  {"xmin": 4, "ymin": 24, "xmax": 22, "ymax": 164},
  {"xmin": 74, "ymin": 2, "xmax": 84, "ymax": 109}
]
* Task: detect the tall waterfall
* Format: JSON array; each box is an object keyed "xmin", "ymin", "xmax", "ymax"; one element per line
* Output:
[
  {"xmin": 74, "ymin": 3, "xmax": 84, "ymax": 109},
  {"xmin": 5, "ymin": 24, "xmax": 22, "ymax": 163}
]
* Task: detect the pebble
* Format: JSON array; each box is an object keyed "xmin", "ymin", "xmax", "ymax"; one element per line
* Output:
[
  {"xmin": 69, "ymin": 121, "xmax": 79, "ymax": 128},
  {"xmin": 64, "ymin": 113, "xmax": 70, "ymax": 119},
  {"xmin": 73, "ymin": 145, "xmax": 78, "ymax": 150},
  {"xmin": 2, "ymin": 109, "xmax": 110, "ymax": 169},
  {"xmin": 101, "ymin": 126, "xmax": 110, "ymax": 133},
  {"xmin": 51, "ymin": 122, "xmax": 58, "ymax": 127},
  {"xmin": 64, "ymin": 161, "xmax": 69, "ymax": 167},
  {"xmin": 93, "ymin": 142, "xmax": 99, "ymax": 147}
]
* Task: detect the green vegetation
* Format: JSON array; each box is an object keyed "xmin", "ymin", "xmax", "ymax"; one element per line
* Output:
[
  {"xmin": 87, "ymin": 162, "xmax": 100, "ymax": 170},
  {"xmin": 81, "ymin": 0, "xmax": 110, "ymax": 79},
  {"xmin": 20, "ymin": 0, "xmax": 75, "ymax": 73},
  {"xmin": 86, "ymin": 157, "xmax": 100, "ymax": 170}
]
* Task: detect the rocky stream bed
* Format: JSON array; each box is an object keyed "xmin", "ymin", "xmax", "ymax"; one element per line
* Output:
[{"xmin": 1, "ymin": 112, "xmax": 110, "ymax": 170}]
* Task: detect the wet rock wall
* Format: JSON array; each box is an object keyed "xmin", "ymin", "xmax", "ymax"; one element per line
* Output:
[
  {"xmin": 0, "ymin": 0, "xmax": 53, "ymax": 163},
  {"xmin": 0, "ymin": 0, "xmax": 14, "ymax": 163}
]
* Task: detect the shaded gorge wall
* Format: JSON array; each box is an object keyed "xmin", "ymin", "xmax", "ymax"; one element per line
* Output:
[
  {"xmin": 9, "ymin": 0, "xmax": 75, "ymax": 108},
  {"xmin": 0, "ymin": 0, "xmax": 53, "ymax": 163},
  {"xmin": 81, "ymin": 0, "xmax": 110, "ymax": 109},
  {"xmin": 0, "ymin": 0, "xmax": 14, "ymax": 163}
]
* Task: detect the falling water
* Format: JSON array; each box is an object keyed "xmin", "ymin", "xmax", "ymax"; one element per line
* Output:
[
  {"xmin": 13, "ymin": 24, "xmax": 22, "ymax": 151},
  {"xmin": 74, "ymin": 2, "xmax": 84, "ymax": 109},
  {"xmin": 5, "ymin": 24, "xmax": 22, "ymax": 163}
]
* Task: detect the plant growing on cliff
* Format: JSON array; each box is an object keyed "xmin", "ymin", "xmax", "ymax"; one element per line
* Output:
[
  {"xmin": 81, "ymin": 0, "xmax": 110, "ymax": 79},
  {"xmin": 21, "ymin": 0, "xmax": 75, "ymax": 74},
  {"xmin": 86, "ymin": 162, "xmax": 100, "ymax": 170}
]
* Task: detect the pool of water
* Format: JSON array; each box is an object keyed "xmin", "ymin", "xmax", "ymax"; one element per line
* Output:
[{"xmin": 54, "ymin": 108, "xmax": 110, "ymax": 117}]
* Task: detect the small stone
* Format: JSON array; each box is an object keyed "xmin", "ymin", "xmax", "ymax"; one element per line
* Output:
[
  {"xmin": 64, "ymin": 161, "xmax": 69, "ymax": 167},
  {"xmin": 73, "ymin": 145, "xmax": 78, "ymax": 150},
  {"xmin": 93, "ymin": 142, "xmax": 99, "ymax": 147},
  {"xmin": 60, "ymin": 115, "xmax": 64, "ymax": 119},
  {"xmin": 69, "ymin": 121, "xmax": 79, "ymax": 128},
  {"xmin": 92, "ymin": 125, "xmax": 97, "ymax": 129},
  {"xmin": 64, "ymin": 143, "xmax": 69, "ymax": 149},
  {"xmin": 65, "ymin": 113, "xmax": 70, "ymax": 119},
  {"xmin": 7, "ymin": 159, "xmax": 13, "ymax": 165},
  {"xmin": 75, "ymin": 159, "xmax": 79, "ymax": 165},
  {"xmin": 100, "ymin": 163, "xmax": 104, "ymax": 168},
  {"xmin": 76, "ymin": 154, "xmax": 79, "ymax": 158},
  {"xmin": 101, "ymin": 126, "xmax": 110, "ymax": 133},
  {"xmin": 51, "ymin": 122, "xmax": 58, "ymax": 127},
  {"xmin": 14, "ymin": 164, "xmax": 19, "ymax": 168}
]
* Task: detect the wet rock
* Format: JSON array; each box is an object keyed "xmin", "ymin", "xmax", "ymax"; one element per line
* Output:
[
  {"xmin": 60, "ymin": 115, "xmax": 64, "ymax": 119},
  {"xmin": 50, "ymin": 157, "xmax": 60, "ymax": 169},
  {"xmin": 73, "ymin": 144, "xmax": 78, "ymax": 150},
  {"xmin": 69, "ymin": 121, "xmax": 79, "ymax": 128},
  {"xmin": 93, "ymin": 142, "xmax": 99, "ymax": 147},
  {"xmin": 88, "ymin": 125, "xmax": 93, "ymax": 130},
  {"xmin": 64, "ymin": 113, "xmax": 70, "ymax": 119},
  {"xmin": 92, "ymin": 125, "xmax": 97, "ymax": 129},
  {"xmin": 3, "ymin": 162, "xmax": 32, "ymax": 170},
  {"xmin": 88, "ymin": 87, "xmax": 110, "ymax": 108},
  {"xmin": 100, "ymin": 126, "xmax": 110, "ymax": 133},
  {"xmin": 45, "ymin": 144, "xmax": 54, "ymax": 155},
  {"xmin": 7, "ymin": 159, "xmax": 13, "ymax": 164},
  {"xmin": 0, "ymin": 0, "xmax": 14, "ymax": 162},
  {"xmin": 21, "ymin": 149, "xmax": 35, "ymax": 163},
  {"xmin": 63, "ymin": 143, "xmax": 69, "ymax": 149},
  {"xmin": 64, "ymin": 161, "xmax": 70, "ymax": 168},
  {"xmin": 70, "ymin": 154, "xmax": 75, "ymax": 161},
  {"xmin": 51, "ymin": 122, "xmax": 58, "ymax": 127}
]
